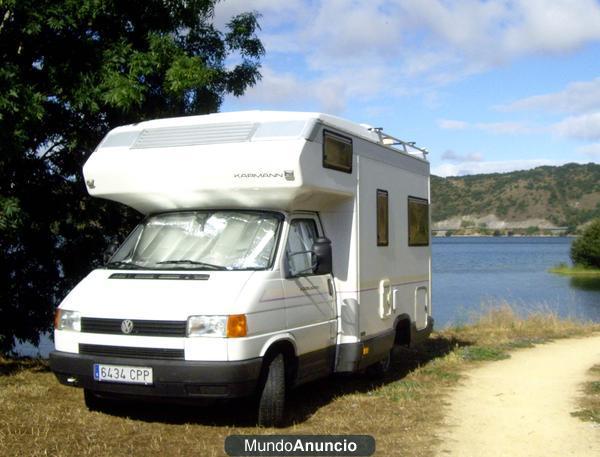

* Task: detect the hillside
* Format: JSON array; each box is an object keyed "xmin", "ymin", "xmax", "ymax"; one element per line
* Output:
[{"xmin": 431, "ymin": 163, "xmax": 600, "ymax": 230}]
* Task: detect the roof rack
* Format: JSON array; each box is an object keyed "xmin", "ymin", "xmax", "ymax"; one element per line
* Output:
[{"xmin": 368, "ymin": 127, "xmax": 429, "ymax": 160}]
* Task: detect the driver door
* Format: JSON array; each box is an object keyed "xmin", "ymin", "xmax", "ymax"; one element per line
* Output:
[{"xmin": 283, "ymin": 216, "xmax": 337, "ymax": 379}]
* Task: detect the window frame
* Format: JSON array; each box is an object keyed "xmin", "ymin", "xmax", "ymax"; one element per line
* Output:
[
  {"xmin": 407, "ymin": 196, "xmax": 430, "ymax": 247},
  {"xmin": 322, "ymin": 130, "xmax": 353, "ymax": 174},
  {"xmin": 377, "ymin": 189, "xmax": 389, "ymax": 247}
]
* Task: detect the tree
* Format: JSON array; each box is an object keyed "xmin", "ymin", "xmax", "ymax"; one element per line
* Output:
[
  {"xmin": 0, "ymin": 0, "xmax": 264, "ymax": 354},
  {"xmin": 570, "ymin": 218, "xmax": 600, "ymax": 268}
]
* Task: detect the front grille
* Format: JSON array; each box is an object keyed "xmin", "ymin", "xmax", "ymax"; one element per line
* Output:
[
  {"xmin": 81, "ymin": 317, "xmax": 186, "ymax": 337},
  {"xmin": 79, "ymin": 344, "xmax": 184, "ymax": 360}
]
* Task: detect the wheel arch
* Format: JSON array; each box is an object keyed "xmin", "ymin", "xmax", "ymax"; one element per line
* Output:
[
  {"xmin": 393, "ymin": 313, "xmax": 412, "ymax": 346},
  {"xmin": 259, "ymin": 334, "xmax": 298, "ymax": 389}
]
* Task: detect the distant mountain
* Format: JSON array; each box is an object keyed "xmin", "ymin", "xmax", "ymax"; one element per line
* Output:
[{"xmin": 431, "ymin": 163, "xmax": 600, "ymax": 229}]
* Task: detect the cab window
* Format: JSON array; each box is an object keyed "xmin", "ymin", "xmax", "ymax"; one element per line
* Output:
[{"xmin": 286, "ymin": 219, "xmax": 318, "ymax": 276}]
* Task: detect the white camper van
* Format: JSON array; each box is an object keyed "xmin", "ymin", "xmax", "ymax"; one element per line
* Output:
[{"xmin": 50, "ymin": 111, "xmax": 433, "ymax": 426}]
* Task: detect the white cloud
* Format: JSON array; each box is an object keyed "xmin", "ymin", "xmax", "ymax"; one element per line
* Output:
[
  {"xmin": 439, "ymin": 119, "xmax": 534, "ymax": 134},
  {"xmin": 473, "ymin": 121, "xmax": 533, "ymax": 135},
  {"xmin": 400, "ymin": 0, "xmax": 510, "ymax": 59},
  {"xmin": 215, "ymin": 1, "xmax": 600, "ymax": 112},
  {"xmin": 503, "ymin": 0, "xmax": 600, "ymax": 55},
  {"xmin": 238, "ymin": 67, "xmax": 305, "ymax": 105},
  {"xmin": 302, "ymin": 1, "xmax": 405, "ymax": 67},
  {"xmin": 500, "ymin": 78, "xmax": 600, "ymax": 114},
  {"xmin": 213, "ymin": 0, "xmax": 307, "ymax": 30},
  {"xmin": 554, "ymin": 112, "xmax": 600, "ymax": 141},
  {"xmin": 228, "ymin": 67, "xmax": 349, "ymax": 113},
  {"xmin": 402, "ymin": 0, "xmax": 600, "ymax": 62},
  {"xmin": 442, "ymin": 150, "xmax": 483, "ymax": 162},
  {"xmin": 432, "ymin": 159, "xmax": 568, "ymax": 177}
]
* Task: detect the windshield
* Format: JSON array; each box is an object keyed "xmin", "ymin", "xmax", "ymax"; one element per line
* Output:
[{"xmin": 107, "ymin": 211, "xmax": 282, "ymax": 270}]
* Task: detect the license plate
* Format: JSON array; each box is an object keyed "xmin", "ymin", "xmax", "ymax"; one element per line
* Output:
[{"xmin": 93, "ymin": 364, "xmax": 153, "ymax": 385}]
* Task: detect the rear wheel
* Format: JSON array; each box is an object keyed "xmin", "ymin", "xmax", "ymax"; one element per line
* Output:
[
  {"xmin": 366, "ymin": 350, "xmax": 391, "ymax": 378},
  {"xmin": 257, "ymin": 353, "xmax": 286, "ymax": 427}
]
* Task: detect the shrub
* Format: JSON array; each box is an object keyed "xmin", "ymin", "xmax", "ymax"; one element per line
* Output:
[{"xmin": 571, "ymin": 219, "xmax": 600, "ymax": 268}]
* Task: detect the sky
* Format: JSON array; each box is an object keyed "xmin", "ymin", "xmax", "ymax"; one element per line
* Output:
[{"xmin": 214, "ymin": 0, "xmax": 600, "ymax": 177}]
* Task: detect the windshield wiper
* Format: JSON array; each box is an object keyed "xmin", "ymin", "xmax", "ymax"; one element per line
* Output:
[
  {"xmin": 105, "ymin": 260, "xmax": 145, "ymax": 270},
  {"xmin": 156, "ymin": 260, "xmax": 226, "ymax": 270}
]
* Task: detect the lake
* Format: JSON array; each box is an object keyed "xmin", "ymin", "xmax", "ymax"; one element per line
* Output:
[
  {"xmin": 433, "ymin": 236, "xmax": 600, "ymax": 327},
  {"xmin": 16, "ymin": 236, "xmax": 600, "ymax": 357}
]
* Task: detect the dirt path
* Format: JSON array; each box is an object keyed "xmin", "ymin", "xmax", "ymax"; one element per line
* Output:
[{"xmin": 435, "ymin": 335, "xmax": 600, "ymax": 457}]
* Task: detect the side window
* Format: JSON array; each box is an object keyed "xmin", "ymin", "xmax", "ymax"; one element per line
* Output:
[
  {"xmin": 323, "ymin": 130, "xmax": 353, "ymax": 173},
  {"xmin": 377, "ymin": 189, "xmax": 389, "ymax": 246},
  {"xmin": 111, "ymin": 225, "xmax": 143, "ymax": 262},
  {"xmin": 286, "ymin": 219, "xmax": 318, "ymax": 276},
  {"xmin": 408, "ymin": 197, "xmax": 430, "ymax": 246}
]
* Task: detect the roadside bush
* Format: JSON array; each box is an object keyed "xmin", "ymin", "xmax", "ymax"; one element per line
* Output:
[{"xmin": 571, "ymin": 219, "xmax": 600, "ymax": 268}]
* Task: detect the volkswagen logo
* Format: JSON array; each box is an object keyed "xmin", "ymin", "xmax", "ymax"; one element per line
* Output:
[{"xmin": 121, "ymin": 319, "xmax": 134, "ymax": 334}]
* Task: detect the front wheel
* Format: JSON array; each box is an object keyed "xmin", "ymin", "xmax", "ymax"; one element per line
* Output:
[
  {"xmin": 257, "ymin": 353, "xmax": 286, "ymax": 427},
  {"xmin": 84, "ymin": 389, "xmax": 106, "ymax": 412}
]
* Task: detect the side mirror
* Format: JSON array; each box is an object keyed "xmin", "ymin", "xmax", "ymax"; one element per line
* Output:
[
  {"xmin": 312, "ymin": 237, "xmax": 332, "ymax": 275},
  {"xmin": 103, "ymin": 238, "xmax": 120, "ymax": 264}
]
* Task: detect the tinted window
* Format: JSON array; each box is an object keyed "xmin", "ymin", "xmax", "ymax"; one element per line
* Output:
[
  {"xmin": 323, "ymin": 131, "xmax": 352, "ymax": 173},
  {"xmin": 377, "ymin": 189, "xmax": 389, "ymax": 246},
  {"xmin": 408, "ymin": 197, "xmax": 429, "ymax": 246}
]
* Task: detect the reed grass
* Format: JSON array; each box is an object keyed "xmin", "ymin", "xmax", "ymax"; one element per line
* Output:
[{"xmin": 550, "ymin": 263, "xmax": 600, "ymax": 277}]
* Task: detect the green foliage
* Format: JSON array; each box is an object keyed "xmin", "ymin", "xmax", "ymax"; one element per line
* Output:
[
  {"xmin": 570, "ymin": 219, "xmax": 600, "ymax": 268},
  {"xmin": 0, "ymin": 197, "xmax": 22, "ymax": 231},
  {"xmin": 458, "ymin": 346, "xmax": 510, "ymax": 362},
  {"xmin": 0, "ymin": 0, "xmax": 264, "ymax": 353}
]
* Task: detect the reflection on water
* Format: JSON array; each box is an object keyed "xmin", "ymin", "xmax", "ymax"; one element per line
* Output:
[
  {"xmin": 570, "ymin": 276, "xmax": 600, "ymax": 291},
  {"xmin": 433, "ymin": 237, "xmax": 600, "ymax": 327}
]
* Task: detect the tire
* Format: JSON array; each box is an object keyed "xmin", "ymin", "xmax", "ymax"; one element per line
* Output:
[
  {"xmin": 257, "ymin": 353, "xmax": 286, "ymax": 427},
  {"xmin": 366, "ymin": 350, "xmax": 391, "ymax": 378},
  {"xmin": 84, "ymin": 389, "xmax": 105, "ymax": 412}
]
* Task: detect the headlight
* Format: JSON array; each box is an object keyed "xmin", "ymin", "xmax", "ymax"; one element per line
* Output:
[
  {"xmin": 54, "ymin": 309, "xmax": 81, "ymax": 332},
  {"xmin": 187, "ymin": 315, "xmax": 227, "ymax": 337},
  {"xmin": 186, "ymin": 315, "xmax": 248, "ymax": 338}
]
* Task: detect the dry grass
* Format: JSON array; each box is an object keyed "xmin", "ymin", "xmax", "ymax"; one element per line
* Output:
[
  {"xmin": 443, "ymin": 303, "xmax": 599, "ymax": 348},
  {"xmin": 1, "ymin": 305, "xmax": 598, "ymax": 457}
]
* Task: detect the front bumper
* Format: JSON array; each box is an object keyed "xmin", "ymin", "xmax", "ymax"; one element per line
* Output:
[{"xmin": 49, "ymin": 350, "xmax": 262, "ymax": 399}]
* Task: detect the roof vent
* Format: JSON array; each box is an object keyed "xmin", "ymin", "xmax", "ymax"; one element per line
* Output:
[{"xmin": 131, "ymin": 122, "xmax": 256, "ymax": 149}]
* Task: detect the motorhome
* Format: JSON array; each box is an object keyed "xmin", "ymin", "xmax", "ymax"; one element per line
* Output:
[{"xmin": 49, "ymin": 111, "xmax": 433, "ymax": 426}]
